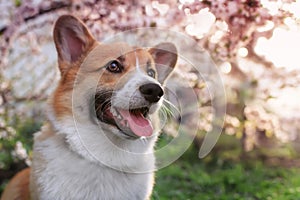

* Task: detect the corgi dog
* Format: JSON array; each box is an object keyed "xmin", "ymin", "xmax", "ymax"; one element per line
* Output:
[{"xmin": 1, "ymin": 15, "xmax": 177, "ymax": 200}]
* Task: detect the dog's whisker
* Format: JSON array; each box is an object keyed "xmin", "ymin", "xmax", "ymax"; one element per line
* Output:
[
  {"xmin": 95, "ymin": 100, "xmax": 111, "ymax": 111},
  {"xmin": 160, "ymin": 106, "xmax": 174, "ymax": 121},
  {"xmin": 94, "ymin": 90, "xmax": 113, "ymax": 97},
  {"xmin": 95, "ymin": 90, "xmax": 113, "ymax": 94},
  {"xmin": 161, "ymin": 99, "xmax": 180, "ymax": 119}
]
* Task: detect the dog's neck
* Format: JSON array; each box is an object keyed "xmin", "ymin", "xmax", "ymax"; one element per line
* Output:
[{"xmin": 31, "ymin": 122, "xmax": 155, "ymax": 200}]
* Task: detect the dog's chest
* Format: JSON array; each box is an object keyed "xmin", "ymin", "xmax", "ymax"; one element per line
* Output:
[{"xmin": 31, "ymin": 134, "xmax": 154, "ymax": 200}]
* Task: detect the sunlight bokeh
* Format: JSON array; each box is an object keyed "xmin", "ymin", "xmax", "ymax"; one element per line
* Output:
[
  {"xmin": 255, "ymin": 27, "xmax": 300, "ymax": 70},
  {"xmin": 256, "ymin": 29, "xmax": 300, "ymax": 118},
  {"xmin": 257, "ymin": 0, "xmax": 300, "ymax": 71}
]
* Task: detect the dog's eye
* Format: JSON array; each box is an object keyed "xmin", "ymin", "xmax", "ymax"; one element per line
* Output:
[
  {"xmin": 106, "ymin": 60, "xmax": 123, "ymax": 73},
  {"xmin": 147, "ymin": 69, "xmax": 155, "ymax": 78}
]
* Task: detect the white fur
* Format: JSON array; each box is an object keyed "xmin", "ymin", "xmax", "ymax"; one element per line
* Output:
[
  {"xmin": 112, "ymin": 69, "xmax": 161, "ymax": 113},
  {"xmin": 30, "ymin": 125, "xmax": 154, "ymax": 200},
  {"xmin": 30, "ymin": 79, "xmax": 160, "ymax": 200}
]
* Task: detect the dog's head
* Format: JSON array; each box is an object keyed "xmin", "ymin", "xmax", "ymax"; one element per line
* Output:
[{"xmin": 51, "ymin": 15, "xmax": 177, "ymax": 140}]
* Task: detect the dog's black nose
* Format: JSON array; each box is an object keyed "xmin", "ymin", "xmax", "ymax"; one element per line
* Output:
[{"xmin": 139, "ymin": 83, "xmax": 164, "ymax": 103}]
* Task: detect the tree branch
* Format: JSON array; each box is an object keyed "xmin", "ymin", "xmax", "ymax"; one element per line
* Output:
[
  {"xmin": 0, "ymin": 1, "xmax": 72, "ymax": 35},
  {"xmin": 246, "ymin": 29, "xmax": 276, "ymax": 69}
]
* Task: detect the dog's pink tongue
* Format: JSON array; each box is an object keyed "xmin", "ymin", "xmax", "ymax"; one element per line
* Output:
[{"xmin": 119, "ymin": 110, "xmax": 153, "ymax": 137}]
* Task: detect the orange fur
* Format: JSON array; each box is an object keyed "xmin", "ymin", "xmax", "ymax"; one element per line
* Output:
[
  {"xmin": 1, "ymin": 168, "xmax": 30, "ymax": 200},
  {"xmin": 52, "ymin": 43, "xmax": 156, "ymax": 119}
]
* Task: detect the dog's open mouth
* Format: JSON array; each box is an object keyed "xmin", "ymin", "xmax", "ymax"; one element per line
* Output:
[{"xmin": 94, "ymin": 92, "xmax": 153, "ymax": 138}]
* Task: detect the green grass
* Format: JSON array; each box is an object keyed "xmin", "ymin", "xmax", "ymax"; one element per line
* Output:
[
  {"xmin": 1, "ymin": 120, "xmax": 300, "ymax": 199},
  {"xmin": 152, "ymin": 141, "xmax": 300, "ymax": 200}
]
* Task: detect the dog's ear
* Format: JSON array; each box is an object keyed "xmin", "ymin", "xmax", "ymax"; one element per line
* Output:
[
  {"xmin": 149, "ymin": 43, "xmax": 177, "ymax": 84},
  {"xmin": 53, "ymin": 15, "xmax": 96, "ymax": 74}
]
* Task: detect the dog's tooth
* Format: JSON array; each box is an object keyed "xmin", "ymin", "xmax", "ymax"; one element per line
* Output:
[
  {"xmin": 117, "ymin": 114, "xmax": 122, "ymax": 119},
  {"xmin": 110, "ymin": 107, "xmax": 118, "ymax": 117}
]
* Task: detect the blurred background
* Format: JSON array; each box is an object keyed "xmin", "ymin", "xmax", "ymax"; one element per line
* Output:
[{"xmin": 1, "ymin": 0, "xmax": 300, "ymax": 199}]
